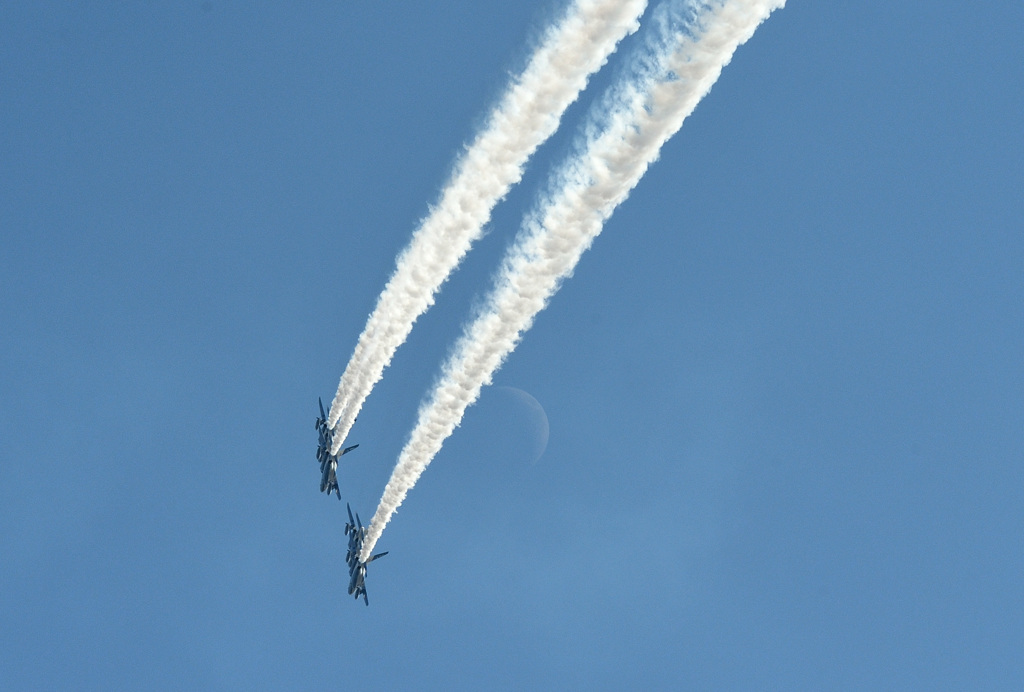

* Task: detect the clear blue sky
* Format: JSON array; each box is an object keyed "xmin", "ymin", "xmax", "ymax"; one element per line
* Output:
[{"xmin": 2, "ymin": 1, "xmax": 1022, "ymax": 688}]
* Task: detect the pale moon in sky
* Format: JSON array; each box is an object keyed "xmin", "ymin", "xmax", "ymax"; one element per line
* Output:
[{"xmin": 493, "ymin": 386, "xmax": 550, "ymax": 465}]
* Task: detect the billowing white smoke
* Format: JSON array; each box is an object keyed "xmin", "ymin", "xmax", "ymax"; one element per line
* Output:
[
  {"xmin": 327, "ymin": 0, "xmax": 649, "ymax": 453},
  {"xmin": 361, "ymin": 0, "xmax": 786, "ymax": 559}
]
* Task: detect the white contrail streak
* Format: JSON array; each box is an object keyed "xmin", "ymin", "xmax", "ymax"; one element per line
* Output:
[
  {"xmin": 327, "ymin": 0, "xmax": 649, "ymax": 453},
  {"xmin": 361, "ymin": 0, "xmax": 786, "ymax": 558}
]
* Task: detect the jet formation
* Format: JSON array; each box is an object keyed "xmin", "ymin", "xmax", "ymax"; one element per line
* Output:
[
  {"xmin": 315, "ymin": 397, "xmax": 359, "ymax": 499},
  {"xmin": 345, "ymin": 503, "xmax": 388, "ymax": 605},
  {"xmin": 315, "ymin": 398, "xmax": 388, "ymax": 605}
]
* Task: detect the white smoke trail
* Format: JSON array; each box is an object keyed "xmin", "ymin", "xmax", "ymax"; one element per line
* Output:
[
  {"xmin": 361, "ymin": 0, "xmax": 786, "ymax": 558},
  {"xmin": 327, "ymin": 0, "xmax": 649, "ymax": 453}
]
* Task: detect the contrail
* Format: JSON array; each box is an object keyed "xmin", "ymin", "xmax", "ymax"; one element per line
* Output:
[
  {"xmin": 360, "ymin": 0, "xmax": 786, "ymax": 558},
  {"xmin": 327, "ymin": 0, "xmax": 649, "ymax": 453}
]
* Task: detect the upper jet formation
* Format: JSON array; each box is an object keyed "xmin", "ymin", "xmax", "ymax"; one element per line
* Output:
[{"xmin": 316, "ymin": 397, "xmax": 358, "ymax": 499}]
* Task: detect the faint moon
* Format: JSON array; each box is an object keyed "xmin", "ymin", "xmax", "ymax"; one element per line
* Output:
[{"xmin": 494, "ymin": 386, "xmax": 550, "ymax": 465}]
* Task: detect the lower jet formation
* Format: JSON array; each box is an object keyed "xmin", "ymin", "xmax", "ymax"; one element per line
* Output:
[
  {"xmin": 315, "ymin": 397, "xmax": 358, "ymax": 499},
  {"xmin": 345, "ymin": 503, "xmax": 388, "ymax": 605}
]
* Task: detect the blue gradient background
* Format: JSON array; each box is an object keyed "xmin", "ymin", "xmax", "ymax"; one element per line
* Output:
[{"xmin": 2, "ymin": 1, "xmax": 1022, "ymax": 688}]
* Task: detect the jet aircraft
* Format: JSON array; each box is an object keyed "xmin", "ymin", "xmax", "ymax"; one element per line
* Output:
[
  {"xmin": 344, "ymin": 504, "xmax": 365, "ymax": 567},
  {"xmin": 315, "ymin": 398, "xmax": 333, "ymax": 466},
  {"xmin": 344, "ymin": 504, "xmax": 388, "ymax": 605},
  {"xmin": 319, "ymin": 443, "xmax": 358, "ymax": 499},
  {"xmin": 315, "ymin": 397, "xmax": 329, "ymax": 433},
  {"xmin": 347, "ymin": 552, "xmax": 388, "ymax": 606},
  {"xmin": 315, "ymin": 397, "xmax": 358, "ymax": 499}
]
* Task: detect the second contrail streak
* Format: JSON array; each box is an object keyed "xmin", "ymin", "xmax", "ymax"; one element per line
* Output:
[
  {"xmin": 361, "ymin": 0, "xmax": 787, "ymax": 559},
  {"xmin": 327, "ymin": 0, "xmax": 648, "ymax": 453}
]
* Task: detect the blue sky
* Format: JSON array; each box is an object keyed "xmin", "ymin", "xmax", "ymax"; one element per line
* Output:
[{"xmin": 2, "ymin": 1, "xmax": 1022, "ymax": 688}]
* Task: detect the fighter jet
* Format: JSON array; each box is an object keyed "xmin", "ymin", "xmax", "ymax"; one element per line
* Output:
[
  {"xmin": 347, "ymin": 551, "xmax": 388, "ymax": 606},
  {"xmin": 344, "ymin": 504, "xmax": 369, "ymax": 568},
  {"xmin": 344, "ymin": 505, "xmax": 360, "ymax": 564},
  {"xmin": 343, "ymin": 504, "xmax": 388, "ymax": 605},
  {"xmin": 315, "ymin": 397, "xmax": 329, "ymax": 433},
  {"xmin": 315, "ymin": 397, "xmax": 334, "ymax": 466},
  {"xmin": 319, "ymin": 443, "xmax": 359, "ymax": 499},
  {"xmin": 315, "ymin": 397, "xmax": 358, "ymax": 499}
]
